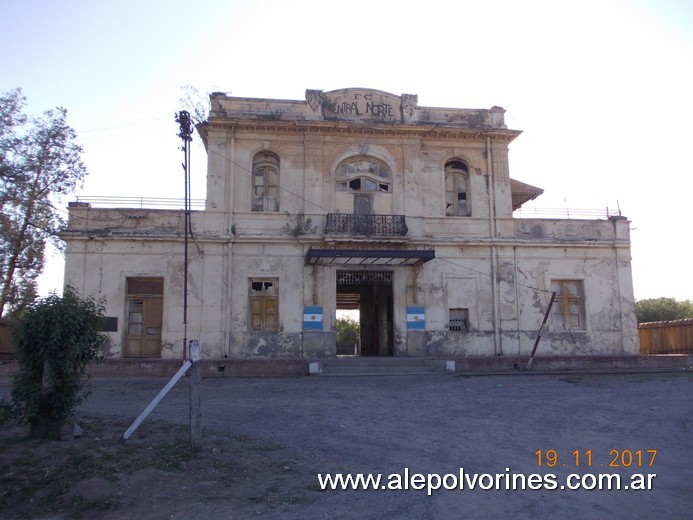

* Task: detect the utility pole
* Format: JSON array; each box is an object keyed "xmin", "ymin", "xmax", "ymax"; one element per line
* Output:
[
  {"xmin": 175, "ymin": 110, "xmax": 201, "ymax": 450},
  {"xmin": 175, "ymin": 110, "xmax": 193, "ymax": 360},
  {"xmin": 122, "ymin": 114, "xmax": 200, "ymax": 448}
]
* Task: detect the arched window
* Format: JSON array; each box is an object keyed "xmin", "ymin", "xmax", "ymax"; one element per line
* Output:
[
  {"xmin": 335, "ymin": 158, "xmax": 390, "ymax": 193},
  {"xmin": 445, "ymin": 160, "xmax": 470, "ymax": 216},
  {"xmin": 252, "ymin": 152, "xmax": 279, "ymax": 212}
]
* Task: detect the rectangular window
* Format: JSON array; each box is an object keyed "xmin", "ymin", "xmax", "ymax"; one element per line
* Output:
[
  {"xmin": 551, "ymin": 279, "xmax": 585, "ymax": 330},
  {"xmin": 249, "ymin": 279, "xmax": 278, "ymax": 331},
  {"xmin": 449, "ymin": 308, "xmax": 469, "ymax": 332}
]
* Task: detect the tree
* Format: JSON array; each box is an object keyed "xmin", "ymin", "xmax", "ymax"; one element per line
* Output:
[
  {"xmin": 336, "ymin": 316, "xmax": 360, "ymax": 355},
  {"xmin": 635, "ymin": 297, "xmax": 693, "ymax": 323},
  {"xmin": 0, "ymin": 88, "xmax": 87, "ymax": 316},
  {"xmin": 10, "ymin": 286, "xmax": 107, "ymax": 439},
  {"xmin": 179, "ymin": 85, "xmax": 209, "ymax": 125}
]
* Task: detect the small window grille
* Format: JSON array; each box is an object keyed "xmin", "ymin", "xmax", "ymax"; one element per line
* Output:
[
  {"xmin": 336, "ymin": 270, "xmax": 393, "ymax": 285},
  {"xmin": 449, "ymin": 308, "xmax": 469, "ymax": 331}
]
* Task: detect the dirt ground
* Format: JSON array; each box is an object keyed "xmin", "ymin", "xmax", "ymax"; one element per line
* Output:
[
  {"xmin": 1, "ymin": 370, "xmax": 691, "ymax": 519},
  {"xmin": 0, "ymin": 414, "xmax": 326, "ymax": 519}
]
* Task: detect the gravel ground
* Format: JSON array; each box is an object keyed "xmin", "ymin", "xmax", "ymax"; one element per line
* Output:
[{"xmin": 3, "ymin": 371, "xmax": 691, "ymax": 519}]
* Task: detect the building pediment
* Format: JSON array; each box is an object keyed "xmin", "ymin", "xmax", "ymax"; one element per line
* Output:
[{"xmin": 313, "ymin": 88, "xmax": 412, "ymax": 124}]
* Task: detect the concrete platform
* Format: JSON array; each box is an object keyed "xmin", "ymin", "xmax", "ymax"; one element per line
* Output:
[
  {"xmin": 312, "ymin": 354, "xmax": 693, "ymax": 377},
  {"xmin": 5, "ymin": 354, "xmax": 693, "ymax": 379},
  {"xmin": 0, "ymin": 354, "xmax": 690, "ymax": 379},
  {"xmin": 0, "ymin": 357, "xmax": 309, "ymax": 379}
]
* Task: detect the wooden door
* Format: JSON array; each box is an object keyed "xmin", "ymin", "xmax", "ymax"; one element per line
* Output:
[{"xmin": 125, "ymin": 297, "xmax": 163, "ymax": 358}]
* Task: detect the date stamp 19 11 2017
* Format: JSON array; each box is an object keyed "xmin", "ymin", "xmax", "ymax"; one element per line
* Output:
[{"xmin": 535, "ymin": 449, "xmax": 657, "ymax": 468}]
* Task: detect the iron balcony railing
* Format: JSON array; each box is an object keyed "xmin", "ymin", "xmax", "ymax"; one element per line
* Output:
[{"xmin": 325, "ymin": 213, "xmax": 408, "ymax": 237}]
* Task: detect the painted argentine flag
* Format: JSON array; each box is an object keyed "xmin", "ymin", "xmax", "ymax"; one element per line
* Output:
[
  {"xmin": 407, "ymin": 306, "xmax": 425, "ymax": 329},
  {"xmin": 303, "ymin": 306, "xmax": 323, "ymax": 330}
]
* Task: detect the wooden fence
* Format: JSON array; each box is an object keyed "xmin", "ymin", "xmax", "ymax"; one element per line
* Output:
[{"xmin": 639, "ymin": 318, "xmax": 693, "ymax": 355}]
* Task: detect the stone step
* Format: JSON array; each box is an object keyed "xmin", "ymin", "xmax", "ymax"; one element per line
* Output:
[{"xmin": 314, "ymin": 357, "xmax": 452, "ymax": 376}]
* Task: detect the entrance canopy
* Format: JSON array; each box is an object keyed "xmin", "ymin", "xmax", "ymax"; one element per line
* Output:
[{"xmin": 305, "ymin": 247, "xmax": 435, "ymax": 266}]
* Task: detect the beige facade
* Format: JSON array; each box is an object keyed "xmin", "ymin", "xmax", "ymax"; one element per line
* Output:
[{"xmin": 61, "ymin": 88, "xmax": 639, "ymax": 359}]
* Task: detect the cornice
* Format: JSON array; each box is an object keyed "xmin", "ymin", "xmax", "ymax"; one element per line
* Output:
[
  {"xmin": 59, "ymin": 231, "xmax": 231, "ymax": 244},
  {"xmin": 59, "ymin": 227, "xmax": 629, "ymax": 248},
  {"xmin": 203, "ymin": 118, "xmax": 522, "ymax": 143}
]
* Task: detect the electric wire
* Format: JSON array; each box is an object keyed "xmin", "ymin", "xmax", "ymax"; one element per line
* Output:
[
  {"xmin": 206, "ymin": 145, "xmax": 332, "ymax": 214},
  {"xmin": 204, "ymin": 143, "xmax": 556, "ymax": 297},
  {"xmin": 436, "ymin": 256, "xmax": 555, "ymax": 295}
]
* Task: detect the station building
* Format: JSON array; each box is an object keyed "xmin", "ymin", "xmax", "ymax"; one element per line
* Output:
[{"xmin": 62, "ymin": 88, "xmax": 639, "ymax": 359}]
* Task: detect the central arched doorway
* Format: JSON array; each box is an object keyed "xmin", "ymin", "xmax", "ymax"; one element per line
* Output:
[{"xmin": 336, "ymin": 270, "xmax": 393, "ymax": 356}]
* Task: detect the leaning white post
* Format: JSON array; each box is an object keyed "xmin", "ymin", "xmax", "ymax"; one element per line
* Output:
[
  {"xmin": 121, "ymin": 360, "xmax": 192, "ymax": 441},
  {"xmin": 189, "ymin": 339, "xmax": 202, "ymax": 451}
]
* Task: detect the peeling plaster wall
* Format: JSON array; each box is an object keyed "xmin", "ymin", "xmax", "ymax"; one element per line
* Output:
[
  {"xmin": 497, "ymin": 244, "xmax": 637, "ymax": 355},
  {"xmin": 63, "ymin": 233, "xmax": 227, "ymax": 360},
  {"xmin": 414, "ymin": 240, "xmax": 638, "ymax": 357},
  {"xmin": 228, "ymin": 331, "xmax": 303, "ymax": 358},
  {"xmin": 226, "ymin": 242, "xmax": 308, "ymax": 358}
]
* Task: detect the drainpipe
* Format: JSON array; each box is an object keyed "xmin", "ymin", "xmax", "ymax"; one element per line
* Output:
[
  {"xmin": 486, "ymin": 134, "xmax": 501, "ymax": 355},
  {"xmin": 513, "ymin": 245, "xmax": 521, "ymax": 354},
  {"xmin": 612, "ymin": 219, "xmax": 625, "ymax": 354},
  {"xmin": 615, "ymin": 243, "xmax": 624, "ymax": 354},
  {"xmin": 223, "ymin": 127, "xmax": 235, "ymax": 358}
]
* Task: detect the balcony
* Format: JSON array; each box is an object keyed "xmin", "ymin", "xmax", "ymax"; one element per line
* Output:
[{"xmin": 324, "ymin": 213, "xmax": 408, "ymax": 237}]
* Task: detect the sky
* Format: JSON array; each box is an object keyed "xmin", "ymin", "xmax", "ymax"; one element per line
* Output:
[{"xmin": 2, "ymin": 0, "xmax": 692, "ymax": 301}]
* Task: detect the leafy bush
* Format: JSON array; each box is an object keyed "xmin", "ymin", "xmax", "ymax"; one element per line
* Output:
[
  {"xmin": 10, "ymin": 286, "xmax": 107, "ymax": 438},
  {"xmin": 635, "ymin": 297, "xmax": 693, "ymax": 323},
  {"xmin": 336, "ymin": 317, "xmax": 360, "ymax": 355}
]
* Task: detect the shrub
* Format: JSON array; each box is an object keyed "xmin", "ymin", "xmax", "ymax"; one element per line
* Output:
[
  {"xmin": 10, "ymin": 286, "xmax": 107, "ymax": 439},
  {"xmin": 336, "ymin": 317, "xmax": 360, "ymax": 355},
  {"xmin": 635, "ymin": 297, "xmax": 693, "ymax": 323}
]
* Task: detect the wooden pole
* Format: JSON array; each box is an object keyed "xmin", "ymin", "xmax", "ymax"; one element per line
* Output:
[
  {"xmin": 189, "ymin": 339, "xmax": 202, "ymax": 451},
  {"xmin": 525, "ymin": 292, "xmax": 557, "ymax": 371}
]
